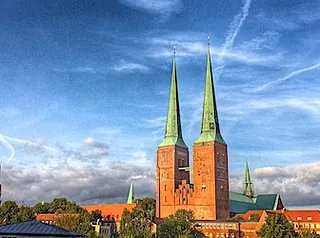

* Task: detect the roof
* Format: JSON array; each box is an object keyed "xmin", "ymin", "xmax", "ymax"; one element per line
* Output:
[
  {"xmin": 284, "ymin": 210, "xmax": 320, "ymax": 222},
  {"xmin": 229, "ymin": 192, "xmax": 281, "ymax": 214},
  {"xmin": 158, "ymin": 52, "xmax": 187, "ymax": 148},
  {"xmin": 36, "ymin": 214, "xmax": 80, "ymax": 222},
  {"xmin": 234, "ymin": 210, "xmax": 264, "ymax": 220},
  {"xmin": 81, "ymin": 203, "xmax": 136, "ymax": 221},
  {"xmin": 126, "ymin": 182, "xmax": 135, "ymax": 204},
  {"xmin": 0, "ymin": 221, "xmax": 84, "ymax": 237},
  {"xmin": 194, "ymin": 44, "xmax": 226, "ymax": 145}
]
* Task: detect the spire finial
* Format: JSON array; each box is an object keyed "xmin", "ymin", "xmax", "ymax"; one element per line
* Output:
[
  {"xmin": 208, "ymin": 36, "xmax": 211, "ymax": 47},
  {"xmin": 174, "ymin": 45, "xmax": 176, "ymax": 56}
]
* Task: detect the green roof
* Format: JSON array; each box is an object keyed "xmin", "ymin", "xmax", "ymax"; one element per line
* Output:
[
  {"xmin": 127, "ymin": 182, "xmax": 134, "ymax": 204},
  {"xmin": 195, "ymin": 41, "xmax": 225, "ymax": 145},
  {"xmin": 159, "ymin": 51, "xmax": 187, "ymax": 148},
  {"xmin": 229, "ymin": 192, "xmax": 281, "ymax": 214},
  {"xmin": 243, "ymin": 161, "xmax": 254, "ymax": 197}
]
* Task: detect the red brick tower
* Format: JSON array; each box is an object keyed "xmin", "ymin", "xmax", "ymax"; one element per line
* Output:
[
  {"xmin": 156, "ymin": 51, "xmax": 190, "ymax": 218},
  {"xmin": 192, "ymin": 41, "xmax": 230, "ymax": 220}
]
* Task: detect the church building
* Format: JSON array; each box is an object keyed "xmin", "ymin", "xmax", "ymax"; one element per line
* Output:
[{"xmin": 156, "ymin": 42, "xmax": 283, "ymax": 221}]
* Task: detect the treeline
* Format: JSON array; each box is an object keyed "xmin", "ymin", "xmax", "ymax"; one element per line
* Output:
[{"xmin": 0, "ymin": 198, "xmax": 98, "ymax": 238}]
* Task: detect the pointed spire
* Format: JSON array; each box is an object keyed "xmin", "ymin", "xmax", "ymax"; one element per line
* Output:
[
  {"xmin": 195, "ymin": 38, "xmax": 226, "ymax": 144},
  {"xmin": 243, "ymin": 161, "xmax": 254, "ymax": 197},
  {"xmin": 159, "ymin": 47, "xmax": 187, "ymax": 148},
  {"xmin": 127, "ymin": 181, "xmax": 135, "ymax": 204}
]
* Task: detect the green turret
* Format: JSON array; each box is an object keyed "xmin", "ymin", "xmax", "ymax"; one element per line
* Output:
[
  {"xmin": 195, "ymin": 39, "xmax": 226, "ymax": 144},
  {"xmin": 159, "ymin": 49, "xmax": 187, "ymax": 148},
  {"xmin": 127, "ymin": 181, "xmax": 134, "ymax": 204},
  {"xmin": 243, "ymin": 161, "xmax": 254, "ymax": 197}
]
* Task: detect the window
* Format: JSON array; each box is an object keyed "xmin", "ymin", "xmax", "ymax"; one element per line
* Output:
[
  {"xmin": 165, "ymin": 196, "xmax": 167, "ymax": 202},
  {"xmin": 297, "ymin": 217, "xmax": 302, "ymax": 220},
  {"xmin": 308, "ymin": 216, "xmax": 312, "ymax": 220},
  {"xmin": 201, "ymin": 184, "xmax": 206, "ymax": 191},
  {"xmin": 164, "ymin": 185, "xmax": 167, "ymax": 191}
]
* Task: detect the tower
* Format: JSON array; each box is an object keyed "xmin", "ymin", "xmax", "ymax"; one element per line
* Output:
[
  {"xmin": 127, "ymin": 181, "xmax": 135, "ymax": 204},
  {"xmin": 156, "ymin": 50, "xmax": 190, "ymax": 218},
  {"xmin": 243, "ymin": 161, "xmax": 254, "ymax": 197},
  {"xmin": 192, "ymin": 40, "xmax": 230, "ymax": 220}
]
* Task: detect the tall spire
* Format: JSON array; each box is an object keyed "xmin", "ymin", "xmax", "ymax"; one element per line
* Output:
[
  {"xmin": 195, "ymin": 38, "xmax": 226, "ymax": 144},
  {"xmin": 159, "ymin": 47, "xmax": 187, "ymax": 148},
  {"xmin": 243, "ymin": 161, "xmax": 254, "ymax": 197},
  {"xmin": 127, "ymin": 181, "xmax": 135, "ymax": 204}
]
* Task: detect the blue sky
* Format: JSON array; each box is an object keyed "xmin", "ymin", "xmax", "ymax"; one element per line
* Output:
[{"xmin": 0, "ymin": 0, "xmax": 319, "ymax": 207}]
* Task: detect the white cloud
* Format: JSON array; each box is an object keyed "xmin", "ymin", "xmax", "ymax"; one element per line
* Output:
[
  {"xmin": 119, "ymin": 0, "xmax": 181, "ymax": 14},
  {"xmin": 218, "ymin": 0, "xmax": 252, "ymax": 64},
  {"xmin": 254, "ymin": 63, "xmax": 320, "ymax": 92},
  {"xmin": 147, "ymin": 36, "xmax": 282, "ymax": 65},
  {"xmin": 112, "ymin": 60, "xmax": 149, "ymax": 73},
  {"xmin": 230, "ymin": 162, "xmax": 320, "ymax": 206}
]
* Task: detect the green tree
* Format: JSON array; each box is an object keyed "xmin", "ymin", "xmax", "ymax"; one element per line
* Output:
[
  {"xmin": 258, "ymin": 214, "xmax": 296, "ymax": 238},
  {"xmin": 91, "ymin": 210, "xmax": 102, "ymax": 222},
  {"xmin": 298, "ymin": 229, "xmax": 320, "ymax": 238},
  {"xmin": 249, "ymin": 213, "xmax": 261, "ymax": 222},
  {"xmin": 119, "ymin": 208, "xmax": 153, "ymax": 238},
  {"xmin": 54, "ymin": 213, "xmax": 79, "ymax": 231},
  {"xmin": 139, "ymin": 197, "xmax": 156, "ymax": 221},
  {"xmin": 157, "ymin": 209, "xmax": 204, "ymax": 238},
  {"xmin": 0, "ymin": 201, "xmax": 20, "ymax": 223},
  {"xmin": 33, "ymin": 202, "xmax": 51, "ymax": 214},
  {"xmin": 16, "ymin": 206, "xmax": 35, "ymax": 222}
]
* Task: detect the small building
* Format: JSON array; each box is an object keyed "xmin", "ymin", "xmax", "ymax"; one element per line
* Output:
[{"xmin": 0, "ymin": 220, "xmax": 85, "ymax": 238}]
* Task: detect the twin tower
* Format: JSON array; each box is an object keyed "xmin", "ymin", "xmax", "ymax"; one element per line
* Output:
[{"xmin": 156, "ymin": 44, "xmax": 230, "ymax": 220}]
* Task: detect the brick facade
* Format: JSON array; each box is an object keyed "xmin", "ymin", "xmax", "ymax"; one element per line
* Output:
[{"xmin": 156, "ymin": 141, "xmax": 230, "ymax": 220}]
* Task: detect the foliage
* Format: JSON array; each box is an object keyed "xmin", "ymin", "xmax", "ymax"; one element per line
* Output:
[
  {"xmin": 157, "ymin": 209, "xmax": 204, "ymax": 238},
  {"xmin": 119, "ymin": 208, "xmax": 153, "ymax": 238},
  {"xmin": 53, "ymin": 213, "xmax": 79, "ymax": 232},
  {"xmin": 258, "ymin": 214, "xmax": 296, "ymax": 238},
  {"xmin": 91, "ymin": 210, "xmax": 102, "ymax": 222},
  {"xmin": 0, "ymin": 201, "xmax": 35, "ymax": 224},
  {"xmin": 0, "ymin": 198, "xmax": 99, "ymax": 238},
  {"xmin": 139, "ymin": 197, "xmax": 156, "ymax": 222},
  {"xmin": 298, "ymin": 229, "xmax": 320, "ymax": 238},
  {"xmin": 249, "ymin": 213, "xmax": 261, "ymax": 222}
]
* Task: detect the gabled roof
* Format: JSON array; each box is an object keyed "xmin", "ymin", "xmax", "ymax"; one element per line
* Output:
[
  {"xmin": 229, "ymin": 192, "xmax": 281, "ymax": 214},
  {"xmin": 0, "ymin": 221, "xmax": 84, "ymax": 237}
]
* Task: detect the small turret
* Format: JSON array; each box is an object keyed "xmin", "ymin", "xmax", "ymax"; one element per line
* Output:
[{"xmin": 243, "ymin": 161, "xmax": 254, "ymax": 197}]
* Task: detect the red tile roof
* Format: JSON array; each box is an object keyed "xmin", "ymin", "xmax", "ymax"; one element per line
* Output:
[
  {"xmin": 81, "ymin": 203, "xmax": 137, "ymax": 222},
  {"xmin": 284, "ymin": 210, "xmax": 320, "ymax": 222}
]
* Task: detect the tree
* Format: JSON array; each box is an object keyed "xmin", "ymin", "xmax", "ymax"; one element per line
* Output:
[
  {"xmin": 0, "ymin": 201, "xmax": 20, "ymax": 224},
  {"xmin": 298, "ymin": 229, "xmax": 320, "ymax": 238},
  {"xmin": 249, "ymin": 213, "xmax": 261, "ymax": 222},
  {"xmin": 258, "ymin": 214, "xmax": 296, "ymax": 238},
  {"xmin": 91, "ymin": 210, "xmax": 102, "ymax": 222},
  {"xmin": 119, "ymin": 208, "xmax": 153, "ymax": 238},
  {"xmin": 33, "ymin": 202, "xmax": 51, "ymax": 214},
  {"xmin": 54, "ymin": 213, "xmax": 79, "ymax": 231},
  {"xmin": 16, "ymin": 206, "xmax": 35, "ymax": 222},
  {"xmin": 157, "ymin": 209, "xmax": 204, "ymax": 238},
  {"xmin": 139, "ymin": 197, "xmax": 156, "ymax": 222}
]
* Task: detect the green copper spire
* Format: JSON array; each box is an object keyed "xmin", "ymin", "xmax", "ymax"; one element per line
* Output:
[
  {"xmin": 159, "ymin": 48, "xmax": 187, "ymax": 148},
  {"xmin": 243, "ymin": 161, "xmax": 254, "ymax": 197},
  {"xmin": 127, "ymin": 181, "xmax": 135, "ymax": 204},
  {"xmin": 195, "ymin": 38, "xmax": 226, "ymax": 144}
]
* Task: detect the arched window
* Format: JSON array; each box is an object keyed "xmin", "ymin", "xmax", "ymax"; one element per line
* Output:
[{"xmin": 164, "ymin": 185, "xmax": 167, "ymax": 191}]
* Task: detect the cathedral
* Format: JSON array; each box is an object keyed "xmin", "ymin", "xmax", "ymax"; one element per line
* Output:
[{"xmin": 155, "ymin": 43, "xmax": 283, "ymax": 221}]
